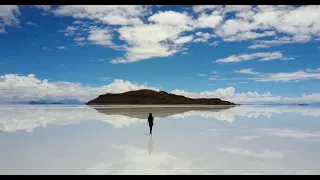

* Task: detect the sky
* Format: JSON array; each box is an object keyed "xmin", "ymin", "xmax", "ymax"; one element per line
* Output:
[{"xmin": 0, "ymin": 5, "xmax": 320, "ymax": 104}]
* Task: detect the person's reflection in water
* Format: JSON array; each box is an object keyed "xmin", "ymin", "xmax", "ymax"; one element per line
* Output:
[
  {"xmin": 147, "ymin": 135, "xmax": 154, "ymax": 155},
  {"xmin": 147, "ymin": 113, "xmax": 154, "ymax": 134}
]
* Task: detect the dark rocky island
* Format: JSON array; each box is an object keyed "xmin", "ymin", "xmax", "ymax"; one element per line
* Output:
[{"xmin": 86, "ymin": 89, "xmax": 236, "ymax": 105}]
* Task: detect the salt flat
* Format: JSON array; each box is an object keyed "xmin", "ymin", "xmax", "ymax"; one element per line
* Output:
[{"xmin": 1, "ymin": 105, "xmax": 320, "ymax": 174}]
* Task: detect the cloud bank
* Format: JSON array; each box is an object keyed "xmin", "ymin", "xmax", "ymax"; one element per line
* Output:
[{"xmin": 1, "ymin": 74, "xmax": 320, "ymax": 104}]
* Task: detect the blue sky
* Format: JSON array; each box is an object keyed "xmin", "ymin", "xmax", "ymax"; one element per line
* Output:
[{"xmin": 0, "ymin": 5, "xmax": 320, "ymax": 103}]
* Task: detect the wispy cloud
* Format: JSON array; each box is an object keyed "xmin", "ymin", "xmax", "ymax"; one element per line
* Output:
[
  {"xmin": 209, "ymin": 75, "xmax": 220, "ymax": 80},
  {"xmin": 100, "ymin": 77, "xmax": 112, "ymax": 80},
  {"xmin": 91, "ymin": 58, "xmax": 105, "ymax": 62},
  {"xmin": 234, "ymin": 69, "xmax": 260, "ymax": 75},
  {"xmin": 57, "ymin": 46, "xmax": 66, "ymax": 50},
  {"xmin": 25, "ymin": 21, "xmax": 37, "ymax": 27},
  {"xmin": 253, "ymin": 68, "xmax": 320, "ymax": 82},
  {"xmin": 42, "ymin": 47, "xmax": 52, "ymax": 51},
  {"xmin": 227, "ymin": 82, "xmax": 248, "ymax": 86},
  {"xmin": 233, "ymin": 68, "xmax": 320, "ymax": 82},
  {"xmin": 33, "ymin": 5, "xmax": 51, "ymax": 12},
  {"xmin": 249, "ymin": 35, "xmax": 314, "ymax": 49},
  {"xmin": 197, "ymin": 74, "xmax": 206, "ymax": 77},
  {"xmin": 215, "ymin": 52, "xmax": 293, "ymax": 63}
]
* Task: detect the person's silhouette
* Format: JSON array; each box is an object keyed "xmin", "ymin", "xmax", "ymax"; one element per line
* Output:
[{"xmin": 147, "ymin": 113, "xmax": 154, "ymax": 134}]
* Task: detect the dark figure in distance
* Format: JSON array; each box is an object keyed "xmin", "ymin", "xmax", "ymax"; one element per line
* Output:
[{"xmin": 147, "ymin": 113, "xmax": 154, "ymax": 134}]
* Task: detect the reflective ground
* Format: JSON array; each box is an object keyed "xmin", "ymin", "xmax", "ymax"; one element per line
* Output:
[{"xmin": 1, "ymin": 105, "xmax": 320, "ymax": 174}]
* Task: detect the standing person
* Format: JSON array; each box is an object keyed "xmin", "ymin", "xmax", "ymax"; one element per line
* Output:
[{"xmin": 147, "ymin": 113, "xmax": 154, "ymax": 134}]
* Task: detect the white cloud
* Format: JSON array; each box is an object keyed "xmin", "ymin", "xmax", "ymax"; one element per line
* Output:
[
  {"xmin": 174, "ymin": 35, "xmax": 193, "ymax": 45},
  {"xmin": 192, "ymin": 5, "xmax": 320, "ymax": 49},
  {"xmin": 223, "ymin": 31, "xmax": 276, "ymax": 42},
  {"xmin": 34, "ymin": 5, "xmax": 52, "ymax": 12},
  {"xmin": 234, "ymin": 69, "xmax": 260, "ymax": 75},
  {"xmin": 192, "ymin": 5, "xmax": 222, "ymax": 13},
  {"xmin": 52, "ymin": 5, "xmax": 151, "ymax": 26},
  {"xmin": 249, "ymin": 35, "xmax": 314, "ymax": 49},
  {"xmin": 194, "ymin": 11, "xmax": 223, "ymax": 29},
  {"xmin": 87, "ymin": 28, "xmax": 114, "ymax": 47},
  {"xmin": 14, "ymin": 5, "xmax": 320, "ymax": 62},
  {"xmin": 215, "ymin": 51, "xmax": 293, "ymax": 63},
  {"xmin": 209, "ymin": 74, "xmax": 220, "ymax": 80},
  {"xmin": 33, "ymin": 5, "xmax": 320, "ymax": 63},
  {"xmin": 42, "ymin": 47, "xmax": 52, "ymax": 51},
  {"xmin": 2, "ymin": 74, "xmax": 320, "ymax": 104},
  {"xmin": 110, "ymin": 11, "xmax": 196, "ymax": 63},
  {"xmin": 100, "ymin": 77, "xmax": 112, "ymax": 80},
  {"xmin": 248, "ymin": 44, "xmax": 270, "ymax": 49},
  {"xmin": 74, "ymin": 37, "xmax": 85, "ymax": 42},
  {"xmin": 25, "ymin": 21, "xmax": 37, "ymax": 27},
  {"xmin": 148, "ymin": 10, "xmax": 194, "ymax": 29},
  {"xmin": 57, "ymin": 46, "xmax": 66, "ymax": 50},
  {"xmin": 170, "ymin": 87, "xmax": 320, "ymax": 104},
  {"xmin": 219, "ymin": 6, "xmax": 320, "ymax": 45},
  {"xmin": 197, "ymin": 74, "xmax": 206, "ymax": 77},
  {"xmin": 0, "ymin": 74, "xmax": 159, "ymax": 102},
  {"xmin": 227, "ymin": 82, "xmax": 248, "ymax": 86},
  {"xmin": 209, "ymin": 41, "xmax": 219, "ymax": 46},
  {"xmin": 90, "ymin": 58, "xmax": 105, "ymax": 62},
  {"xmin": 252, "ymin": 68, "xmax": 320, "ymax": 82},
  {"xmin": 193, "ymin": 32, "xmax": 215, "ymax": 43},
  {"xmin": 0, "ymin": 5, "xmax": 20, "ymax": 33},
  {"xmin": 60, "ymin": 26, "xmax": 78, "ymax": 36},
  {"xmin": 228, "ymin": 68, "xmax": 320, "ymax": 82},
  {"xmin": 208, "ymin": 68, "xmax": 320, "ymax": 83}
]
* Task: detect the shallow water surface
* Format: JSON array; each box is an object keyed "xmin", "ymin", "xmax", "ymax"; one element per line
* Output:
[{"xmin": 0, "ymin": 105, "xmax": 320, "ymax": 174}]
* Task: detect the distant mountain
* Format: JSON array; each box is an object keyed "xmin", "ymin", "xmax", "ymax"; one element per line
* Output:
[
  {"xmin": 29, "ymin": 101, "xmax": 63, "ymax": 105},
  {"xmin": 86, "ymin": 89, "xmax": 236, "ymax": 105},
  {"xmin": 58, "ymin": 99, "xmax": 85, "ymax": 105},
  {"xmin": 9, "ymin": 99, "xmax": 84, "ymax": 105}
]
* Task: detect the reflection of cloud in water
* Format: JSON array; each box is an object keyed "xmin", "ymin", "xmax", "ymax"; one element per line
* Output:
[
  {"xmin": 1, "ymin": 105, "xmax": 320, "ymax": 174},
  {"xmin": 1, "ymin": 105, "xmax": 320, "ymax": 132},
  {"xmin": 259, "ymin": 128, "xmax": 320, "ymax": 139},
  {"xmin": 0, "ymin": 105, "xmax": 145, "ymax": 132},
  {"xmin": 171, "ymin": 106, "xmax": 320, "ymax": 121},
  {"xmin": 0, "ymin": 105, "xmax": 229, "ymax": 132},
  {"xmin": 85, "ymin": 144, "xmax": 314, "ymax": 175},
  {"xmin": 86, "ymin": 145, "xmax": 191, "ymax": 175},
  {"xmin": 218, "ymin": 147, "xmax": 283, "ymax": 159}
]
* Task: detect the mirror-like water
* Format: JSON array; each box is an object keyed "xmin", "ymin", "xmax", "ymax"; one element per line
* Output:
[{"xmin": 1, "ymin": 105, "xmax": 320, "ymax": 174}]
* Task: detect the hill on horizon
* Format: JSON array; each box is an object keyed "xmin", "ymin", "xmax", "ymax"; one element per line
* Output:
[{"xmin": 86, "ymin": 89, "xmax": 236, "ymax": 105}]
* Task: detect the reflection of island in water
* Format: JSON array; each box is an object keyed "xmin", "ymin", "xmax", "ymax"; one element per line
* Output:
[{"xmin": 91, "ymin": 105, "xmax": 235, "ymax": 119}]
